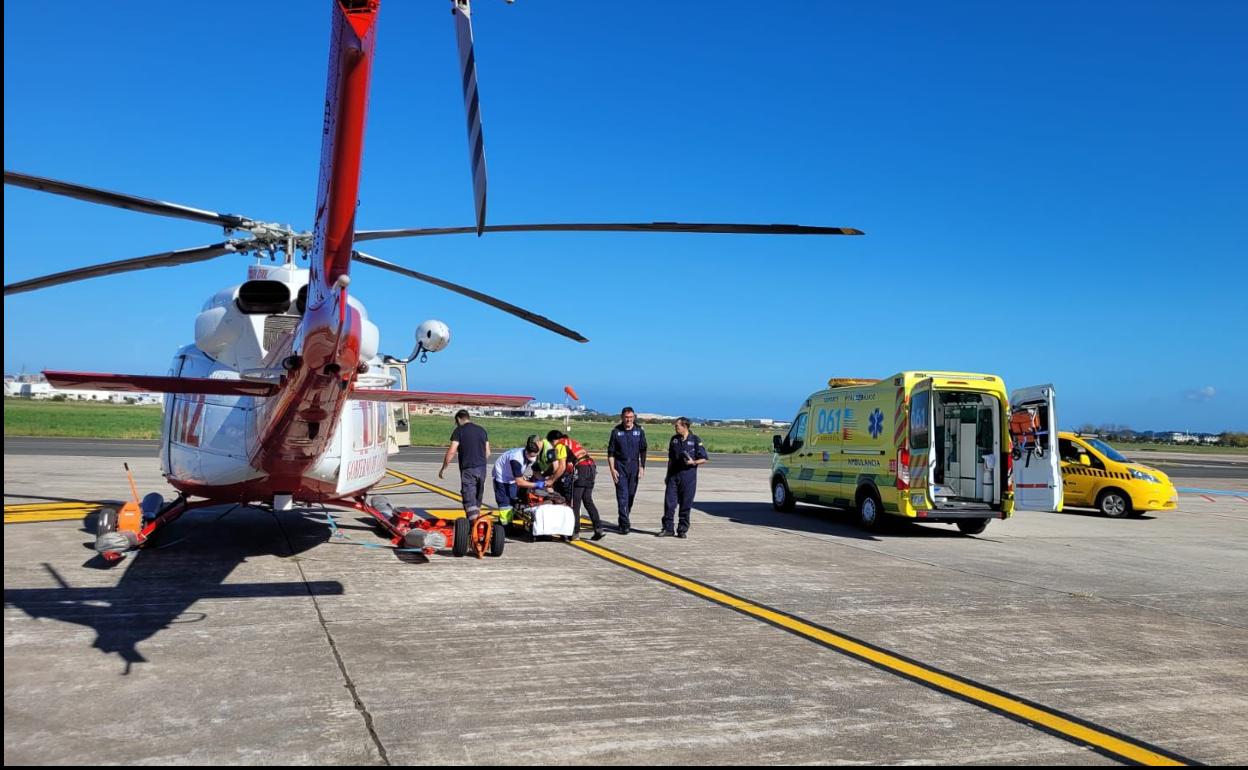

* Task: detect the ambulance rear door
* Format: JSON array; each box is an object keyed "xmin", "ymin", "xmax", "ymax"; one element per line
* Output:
[
  {"xmin": 1009, "ymin": 384, "xmax": 1062, "ymax": 511},
  {"xmin": 907, "ymin": 378, "xmax": 936, "ymax": 509}
]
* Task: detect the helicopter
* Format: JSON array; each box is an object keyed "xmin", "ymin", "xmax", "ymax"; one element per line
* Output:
[{"xmin": 3, "ymin": 0, "xmax": 862, "ymax": 561}]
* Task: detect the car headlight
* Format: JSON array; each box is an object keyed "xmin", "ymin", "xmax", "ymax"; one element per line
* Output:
[{"xmin": 1130, "ymin": 468, "xmax": 1159, "ymax": 483}]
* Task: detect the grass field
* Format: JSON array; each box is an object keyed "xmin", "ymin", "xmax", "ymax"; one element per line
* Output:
[
  {"xmin": 4, "ymin": 399, "xmax": 163, "ymax": 439},
  {"xmin": 2, "ymin": 399, "xmax": 783, "ymax": 453},
  {"xmin": 1112, "ymin": 441, "xmax": 1248, "ymax": 455},
  {"xmin": 409, "ymin": 416, "xmax": 782, "ymax": 454},
  {"xmin": 7, "ymin": 399, "xmax": 1246, "ymax": 455}
]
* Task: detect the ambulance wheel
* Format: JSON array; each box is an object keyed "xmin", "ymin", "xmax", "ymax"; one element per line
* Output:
[
  {"xmin": 772, "ymin": 477, "xmax": 796, "ymax": 512},
  {"xmin": 1097, "ymin": 489, "xmax": 1132, "ymax": 518},
  {"xmin": 856, "ymin": 488, "xmax": 883, "ymax": 531},
  {"xmin": 452, "ymin": 517, "xmax": 470, "ymax": 556},
  {"xmin": 95, "ymin": 506, "xmax": 119, "ymax": 536},
  {"xmin": 956, "ymin": 518, "xmax": 990, "ymax": 535},
  {"xmin": 489, "ymin": 523, "xmax": 506, "ymax": 557}
]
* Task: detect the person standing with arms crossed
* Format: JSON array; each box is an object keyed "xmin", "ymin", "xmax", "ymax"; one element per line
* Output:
[
  {"xmin": 439, "ymin": 409, "xmax": 490, "ymax": 521},
  {"xmin": 607, "ymin": 407, "xmax": 647, "ymax": 534},
  {"xmin": 658, "ymin": 417, "xmax": 708, "ymax": 538}
]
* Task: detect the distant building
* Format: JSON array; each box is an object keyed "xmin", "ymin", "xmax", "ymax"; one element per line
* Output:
[
  {"xmin": 477, "ymin": 401, "xmax": 590, "ymax": 419},
  {"xmin": 4, "ymin": 373, "xmax": 158, "ymax": 404},
  {"xmin": 403, "ymin": 400, "xmax": 590, "ymax": 419}
]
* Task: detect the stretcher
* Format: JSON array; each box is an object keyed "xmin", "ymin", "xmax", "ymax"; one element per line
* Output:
[
  {"xmin": 506, "ymin": 488, "xmax": 577, "ymax": 540},
  {"xmin": 1009, "ymin": 408, "xmax": 1047, "ymax": 465}
]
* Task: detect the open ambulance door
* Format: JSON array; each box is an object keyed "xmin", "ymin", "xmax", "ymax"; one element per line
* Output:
[
  {"xmin": 907, "ymin": 378, "xmax": 936, "ymax": 508},
  {"xmin": 1009, "ymin": 384, "xmax": 1062, "ymax": 511},
  {"xmin": 385, "ymin": 363, "xmax": 411, "ymax": 451}
]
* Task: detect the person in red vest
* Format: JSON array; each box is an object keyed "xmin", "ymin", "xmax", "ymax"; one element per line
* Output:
[{"xmin": 547, "ymin": 429, "xmax": 606, "ymax": 540}]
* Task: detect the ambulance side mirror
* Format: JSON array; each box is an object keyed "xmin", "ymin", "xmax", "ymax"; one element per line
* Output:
[{"xmin": 773, "ymin": 435, "xmax": 783, "ymax": 452}]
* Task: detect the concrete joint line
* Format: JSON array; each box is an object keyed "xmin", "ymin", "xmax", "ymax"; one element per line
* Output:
[{"xmin": 272, "ymin": 512, "xmax": 391, "ymax": 766}]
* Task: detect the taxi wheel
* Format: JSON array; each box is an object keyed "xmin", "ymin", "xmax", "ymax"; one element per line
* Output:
[
  {"xmin": 1097, "ymin": 489, "xmax": 1132, "ymax": 518},
  {"xmin": 772, "ymin": 477, "xmax": 796, "ymax": 512},
  {"xmin": 856, "ymin": 489, "xmax": 883, "ymax": 531}
]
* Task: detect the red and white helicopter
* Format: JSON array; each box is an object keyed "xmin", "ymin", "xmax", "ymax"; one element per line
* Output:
[{"xmin": 4, "ymin": 0, "xmax": 861, "ymax": 560}]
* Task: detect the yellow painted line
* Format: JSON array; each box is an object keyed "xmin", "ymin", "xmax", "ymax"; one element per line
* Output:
[
  {"xmin": 424, "ymin": 508, "xmax": 469, "ymax": 519},
  {"xmin": 5, "ymin": 501, "xmax": 103, "ymax": 524},
  {"xmin": 353, "ymin": 473, "xmax": 1198, "ymax": 763},
  {"xmin": 569, "ymin": 540, "xmax": 1191, "ymax": 766},
  {"xmin": 371, "ymin": 480, "xmax": 408, "ymax": 491},
  {"xmin": 5, "ymin": 510, "xmax": 97, "ymax": 524},
  {"xmin": 387, "ymin": 468, "xmax": 465, "ymax": 502},
  {"xmin": 4, "ymin": 502, "xmax": 100, "ymax": 512}
]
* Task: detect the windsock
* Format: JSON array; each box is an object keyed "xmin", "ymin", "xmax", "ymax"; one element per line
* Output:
[{"xmin": 564, "ymin": 385, "xmax": 580, "ymax": 401}]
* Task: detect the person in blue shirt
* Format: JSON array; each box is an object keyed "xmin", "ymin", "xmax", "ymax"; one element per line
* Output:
[
  {"xmin": 606, "ymin": 406, "xmax": 647, "ymax": 534},
  {"xmin": 658, "ymin": 417, "xmax": 708, "ymax": 539}
]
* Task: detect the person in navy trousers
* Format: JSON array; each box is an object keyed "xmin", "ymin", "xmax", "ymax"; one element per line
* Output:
[
  {"xmin": 607, "ymin": 406, "xmax": 647, "ymax": 534},
  {"xmin": 658, "ymin": 417, "xmax": 708, "ymax": 538}
]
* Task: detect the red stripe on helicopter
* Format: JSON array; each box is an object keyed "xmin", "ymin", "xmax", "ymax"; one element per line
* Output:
[{"xmin": 44, "ymin": 370, "xmax": 277, "ymax": 397}]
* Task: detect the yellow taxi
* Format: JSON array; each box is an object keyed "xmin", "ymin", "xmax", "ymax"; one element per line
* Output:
[{"xmin": 1057, "ymin": 432, "xmax": 1178, "ymax": 517}]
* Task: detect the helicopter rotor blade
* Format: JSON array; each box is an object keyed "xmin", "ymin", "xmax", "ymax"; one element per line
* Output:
[
  {"xmin": 354, "ymin": 221, "xmax": 863, "ymax": 242},
  {"xmin": 4, "ymin": 170, "xmax": 254, "ymax": 230},
  {"xmin": 451, "ymin": 0, "xmax": 489, "ymax": 236},
  {"xmin": 3, "ymin": 242, "xmax": 240, "ymax": 296},
  {"xmin": 353, "ymin": 250, "xmax": 588, "ymax": 343}
]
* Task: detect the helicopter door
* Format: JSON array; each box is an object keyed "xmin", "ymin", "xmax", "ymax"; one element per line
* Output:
[
  {"xmin": 1009, "ymin": 384, "xmax": 1062, "ymax": 512},
  {"xmin": 386, "ymin": 364, "xmax": 411, "ymax": 450}
]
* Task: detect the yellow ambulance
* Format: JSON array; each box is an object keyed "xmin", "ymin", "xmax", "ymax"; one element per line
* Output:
[{"xmin": 771, "ymin": 373, "xmax": 1062, "ymax": 534}]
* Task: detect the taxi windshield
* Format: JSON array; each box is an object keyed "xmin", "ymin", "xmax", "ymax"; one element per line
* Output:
[{"xmin": 1086, "ymin": 438, "xmax": 1130, "ymax": 463}]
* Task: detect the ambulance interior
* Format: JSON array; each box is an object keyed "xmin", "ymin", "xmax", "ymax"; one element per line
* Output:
[{"xmin": 932, "ymin": 391, "xmax": 1001, "ymax": 506}]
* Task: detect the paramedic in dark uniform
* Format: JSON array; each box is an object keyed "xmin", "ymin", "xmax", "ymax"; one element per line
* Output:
[
  {"xmin": 658, "ymin": 417, "xmax": 708, "ymax": 538},
  {"xmin": 607, "ymin": 406, "xmax": 647, "ymax": 534}
]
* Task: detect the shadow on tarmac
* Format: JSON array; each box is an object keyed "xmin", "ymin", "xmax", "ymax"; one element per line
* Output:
[
  {"xmin": 3, "ymin": 506, "xmax": 343, "ymax": 671},
  {"xmin": 1052, "ymin": 506, "xmax": 1158, "ymax": 521},
  {"xmin": 695, "ymin": 501, "xmax": 972, "ymax": 540}
]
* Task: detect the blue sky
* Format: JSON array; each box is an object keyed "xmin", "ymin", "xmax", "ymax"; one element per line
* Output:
[{"xmin": 4, "ymin": 1, "xmax": 1246, "ymax": 431}]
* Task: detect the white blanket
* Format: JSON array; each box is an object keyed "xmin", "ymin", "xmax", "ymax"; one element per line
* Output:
[{"xmin": 530, "ymin": 503, "xmax": 576, "ymax": 536}]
